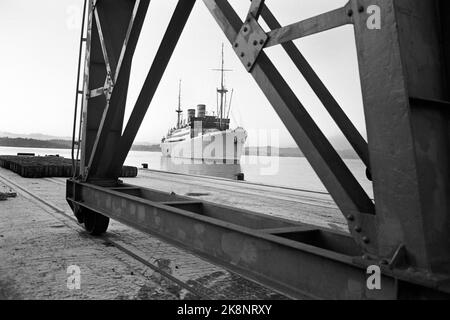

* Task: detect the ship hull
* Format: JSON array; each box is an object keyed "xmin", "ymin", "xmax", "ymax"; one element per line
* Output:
[{"xmin": 161, "ymin": 128, "xmax": 246, "ymax": 163}]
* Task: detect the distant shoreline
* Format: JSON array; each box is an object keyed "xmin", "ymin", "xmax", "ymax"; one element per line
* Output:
[
  {"xmin": 0, "ymin": 137, "xmax": 160, "ymax": 152},
  {"xmin": 0, "ymin": 137, "xmax": 359, "ymax": 159}
]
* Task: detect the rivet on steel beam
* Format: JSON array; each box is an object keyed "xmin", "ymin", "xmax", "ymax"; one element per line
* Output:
[
  {"xmin": 358, "ymin": 6, "xmax": 364, "ymax": 13},
  {"xmin": 234, "ymin": 43, "xmax": 239, "ymax": 48},
  {"xmin": 347, "ymin": 214, "xmax": 354, "ymax": 221},
  {"xmin": 243, "ymin": 27, "xmax": 248, "ymax": 32},
  {"xmin": 240, "ymin": 52, "xmax": 245, "ymax": 58},
  {"xmin": 354, "ymin": 226, "xmax": 362, "ymax": 233},
  {"xmin": 260, "ymin": 39, "xmax": 264, "ymax": 45},
  {"xmin": 362, "ymin": 236, "xmax": 370, "ymax": 244},
  {"xmin": 253, "ymin": 40, "xmax": 258, "ymax": 46},
  {"xmin": 347, "ymin": 9, "xmax": 353, "ymax": 17},
  {"xmin": 247, "ymin": 62, "xmax": 252, "ymax": 67}
]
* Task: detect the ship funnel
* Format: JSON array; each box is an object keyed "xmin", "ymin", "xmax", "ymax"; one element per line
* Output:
[
  {"xmin": 187, "ymin": 109, "xmax": 196, "ymax": 121},
  {"xmin": 197, "ymin": 104, "xmax": 206, "ymax": 118}
]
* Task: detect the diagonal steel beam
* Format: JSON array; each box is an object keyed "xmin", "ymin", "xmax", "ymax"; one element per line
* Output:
[
  {"xmin": 248, "ymin": 0, "xmax": 264, "ymax": 20},
  {"xmin": 203, "ymin": 0, "xmax": 375, "ymax": 253},
  {"xmin": 265, "ymin": 4, "xmax": 353, "ymax": 47},
  {"xmin": 261, "ymin": 4, "xmax": 371, "ymax": 170},
  {"xmin": 114, "ymin": 0, "xmax": 142, "ymax": 84},
  {"xmin": 94, "ymin": 9, "xmax": 116, "ymax": 81},
  {"xmin": 85, "ymin": 0, "xmax": 150, "ymax": 181},
  {"xmin": 108, "ymin": 0, "xmax": 197, "ymax": 178}
]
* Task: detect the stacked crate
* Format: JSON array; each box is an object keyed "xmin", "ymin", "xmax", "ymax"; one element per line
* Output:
[{"xmin": 0, "ymin": 155, "xmax": 137, "ymax": 178}]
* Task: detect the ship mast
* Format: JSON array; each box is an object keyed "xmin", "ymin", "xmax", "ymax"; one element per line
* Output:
[
  {"xmin": 216, "ymin": 44, "xmax": 230, "ymax": 128},
  {"xmin": 176, "ymin": 80, "xmax": 182, "ymax": 129}
]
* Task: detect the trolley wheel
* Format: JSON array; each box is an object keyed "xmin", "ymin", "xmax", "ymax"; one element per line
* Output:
[
  {"xmin": 83, "ymin": 209, "xmax": 109, "ymax": 236},
  {"xmin": 71, "ymin": 203, "xmax": 85, "ymax": 224}
]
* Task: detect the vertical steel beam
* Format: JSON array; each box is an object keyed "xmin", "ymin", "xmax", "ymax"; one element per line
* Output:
[
  {"xmin": 108, "ymin": 0, "xmax": 197, "ymax": 178},
  {"xmin": 352, "ymin": 0, "xmax": 450, "ymax": 271},
  {"xmin": 72, "ymin": 0, "xmax": 88, "ymax": 173},
  {"xmin": 80, "ymin": 0, "xmax": 105, "ymax": 178},
  {"xmin": 442, "ymin": 0, "xmax": 450, "ymax": 93}
]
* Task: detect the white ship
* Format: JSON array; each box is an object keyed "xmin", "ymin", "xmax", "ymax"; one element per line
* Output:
[{"xmin": 161, "ymin": 46, "xmax": 247, "ymax": 163}]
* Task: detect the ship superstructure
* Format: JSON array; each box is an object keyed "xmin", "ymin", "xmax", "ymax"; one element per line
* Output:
[{"xmin": 160, "ymin": 46, "xmax": 246, "ymax": 163}]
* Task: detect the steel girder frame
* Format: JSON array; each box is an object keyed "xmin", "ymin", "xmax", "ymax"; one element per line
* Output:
[
  {"xmin": 80, "ymin": 0, "xmax": 150, "ymax": 181},
  {"xmin": 67, "ymin": 0, "xmax": 450, "ymax": 299}
]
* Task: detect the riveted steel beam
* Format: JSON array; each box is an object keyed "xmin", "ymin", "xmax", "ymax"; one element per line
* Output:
[
  {"xmin": 351, "ymin": 0, "xmax": 450, "ymax": 272},
  {"xmin": 66, "ymin": 179, "xmax": 450, "ymax": 299},
  {"xmin": 265, "ymin": 4, "xmax": 353, "ymax": 47},
  {"xmin": 93, "ymin": 9, "xmax": 115, "ymax": 81},
  {"xmin": 248, "ymin": 0, "xmax": 264, "ymax": 20}
]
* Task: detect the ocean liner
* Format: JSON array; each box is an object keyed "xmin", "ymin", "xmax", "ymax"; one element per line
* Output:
[{"xmin": 160, "ymin": 46, "xmax": 247, "ymax": 163}]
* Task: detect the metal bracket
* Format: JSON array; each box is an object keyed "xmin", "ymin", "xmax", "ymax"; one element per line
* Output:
[{"xmin": 233, "ymin": 7, "xmax": 268, "ymax": 71}]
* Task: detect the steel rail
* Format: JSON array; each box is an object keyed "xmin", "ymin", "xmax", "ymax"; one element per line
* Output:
[{"xmin": 0, "ymin": 172, "xmax": 211, "ymax": 300}]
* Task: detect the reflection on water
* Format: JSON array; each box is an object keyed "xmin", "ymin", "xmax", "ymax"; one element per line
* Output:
[
  {"xmin": 159, "ymin": 156, "xmax": 242, "ymax": 180},
  {"xmin": 0, "ymin": 146, "xmax": 373, "ymax": 197}
]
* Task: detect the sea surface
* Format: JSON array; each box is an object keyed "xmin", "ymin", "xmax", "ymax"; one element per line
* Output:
[{"xmin": 0, "ymin": 146, "xmax": 373, "ymax": 197}]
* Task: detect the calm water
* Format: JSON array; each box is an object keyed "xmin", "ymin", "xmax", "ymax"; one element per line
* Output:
[{"xmin": 0, "ymin": 146, "xmax": 373, "ymax": 196}]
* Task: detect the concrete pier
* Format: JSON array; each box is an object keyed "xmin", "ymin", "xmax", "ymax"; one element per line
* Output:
[{"xmin": 0, "ymin": 167, "xmax": 345, "ymax": 299}]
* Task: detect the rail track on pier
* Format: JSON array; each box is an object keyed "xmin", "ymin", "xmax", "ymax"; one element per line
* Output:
[{"xmin": 0, "ymin": 169, "xmax": 290, "ymax": 300}]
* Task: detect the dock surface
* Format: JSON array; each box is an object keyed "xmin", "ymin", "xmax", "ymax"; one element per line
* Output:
[
  {"xmin": 0, "ymin": 167, "xmax": 346, "ymax": 300},
  {"xmin": 130, "ymin": 169, "xmax": 348, "ymax": 232}
]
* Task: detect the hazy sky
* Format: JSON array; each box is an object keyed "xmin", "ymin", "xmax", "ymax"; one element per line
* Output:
[{"xmin": 0, "ymin": 0, "xmax": 365, "ymax": 147}]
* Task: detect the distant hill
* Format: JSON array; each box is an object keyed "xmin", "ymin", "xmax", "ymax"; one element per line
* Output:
[
  {"xmin": 0, "ymin": 137, "xmax": 72, "ymax": 149},
  {"xmin": 244, "ymin": 147, "xmax": 303, "ymax": 157},
  {"xmin": 0, "ymin": 131, "xmax": 72, "ymax": 141},
  {"xmin": 131, "ymin": 144, "xmax": 161, "ymax": 152},
  {"xmin": 244, "ymin": 146, "xmax": 358, "ymax": 159},
  {"xmin": 0, "ymin": 137, "xmax": 161, "ymax": 152}
]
